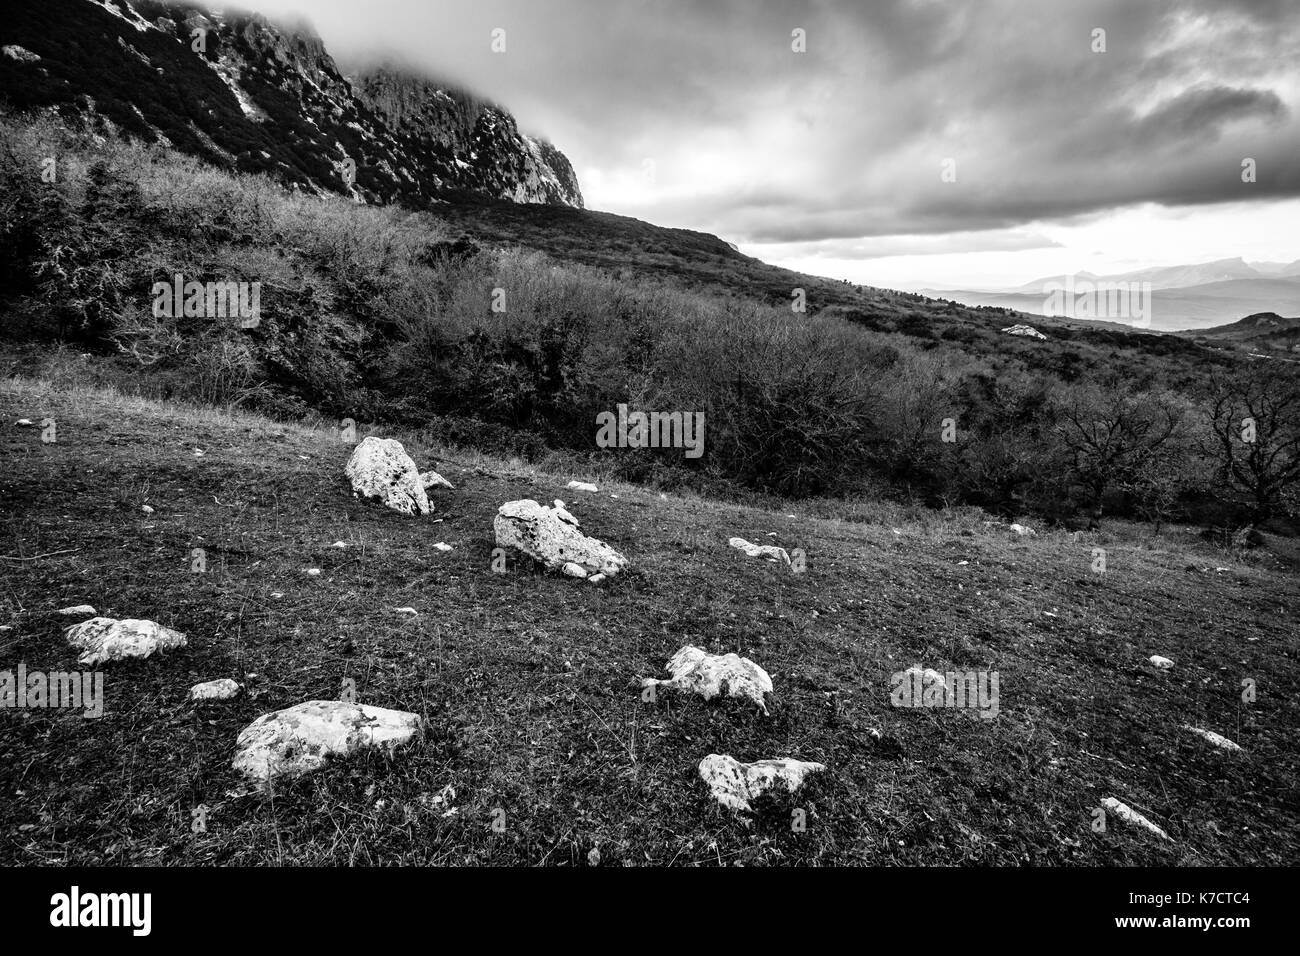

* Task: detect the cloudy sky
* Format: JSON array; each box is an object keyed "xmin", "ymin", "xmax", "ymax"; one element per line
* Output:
[{"xmin": 250, "ymin": 0, "xmax": 1300, "ymax": 290}]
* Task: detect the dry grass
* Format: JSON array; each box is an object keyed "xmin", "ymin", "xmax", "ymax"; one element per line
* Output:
[{"xmin": 1, "ymin": 377, "xmax": 1296, "ymax": 865}]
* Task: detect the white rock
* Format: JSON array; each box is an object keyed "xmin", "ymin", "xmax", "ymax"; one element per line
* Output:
[
  {"xmin": 420, "ymin": 470, "xmax": 454, "ymax": 491},
  {"xmin": 55, "ymin": 605, "xmax": 97, "ymax": 618},
  {"xmin": 728, "ymin": 537, "xmax": 790, "ymax": 565},
  {"xmin": 1100, "ymin": 797, "xmax": 1169, "ymax": 840},
  {"xmin": 394, "ymin": 607, "xmax": 418, "ymax": 616},
  {"xmin": 433, "ymin": 542, "xmax": 453, "ymax": 552},
  {"xmin": 494, "ymin": 499, "xmax": 628, "ymax": 578},
  {"xmin": 698, "ymin": 754, "xmax": 825, "ymax": 813},
  {"xmin": 190, "ymin": 678, "xmax": 240, "ymax": 701},
  {"xmin": 1182, "ymin": 725, "xmax": 1243, "ymax": 752},
  {"xmin": 64, "ymin": 617, "xmax": 187, "ymax": 666},
  {"xmin": 270, "ymin": 592, "xmax": 284, "ymax": 599},
  {"xmin": 561, "ymin": 561, "xmax": 589, "ymax": 578},
  {"xmin": 1008, "ymin": 523, "xmax": 1035, "ymax": 536},
  {"xmin": 1149, "ymin": 655, "xmax": 1174, "ymax": 669},
  {"xmin": 141, "ymin": 505, "xmax": 155, "ymax": 514},
  {"xmin": 588, "ymin": 573, "xmax": 607, "ymax": 584},
  {"xmin": 306, "ymin": 568, "xmax": 322, "ymax": 576},
  {"xmin": 643, "ymin": 646, "xmax": 774, "ymax": 714},
  {"xmin": 345, "ymin": 437, "xmax": 430, "ymax": 516},
  {"xmin": 15, "ymin": 418, "xmax": 35, "ymax": 427},
  {"xmin": 1002, "ymin": 324, "xmax": 1048, "ymax": 340},
  {"xmin": 232, "ymin": 700, "xmax": 423, "ymax": 786},
  {"xmin": 566, "ymin": 480, "xmax": 599, "ymax": 493},
  {"xmin": 330, "ymin": 541, "xmax": 348, "ymax": 549}
]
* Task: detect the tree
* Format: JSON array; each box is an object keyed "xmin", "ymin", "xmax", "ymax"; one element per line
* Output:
[
  {"xmin": 1055, "ymin": 385, "xmax": 1182, "ymax": 526},
  {"xmin": 1206, "ymin": 366, "xmax": 1300, "ymax": 523}
]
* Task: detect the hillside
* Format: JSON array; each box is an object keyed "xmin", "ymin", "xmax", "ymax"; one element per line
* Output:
[
  {"xmin": 2, "ymin": 376, "xmax": 1297, "ymax": 865},
  {"xmin": 0, "ymin": 0, "xmax": 582, "ymax": 207}
]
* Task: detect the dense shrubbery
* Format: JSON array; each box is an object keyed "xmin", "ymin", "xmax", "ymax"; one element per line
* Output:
[{"xmin": 2, "ymin": 113, "xmax": 1297, "ymax": 528}]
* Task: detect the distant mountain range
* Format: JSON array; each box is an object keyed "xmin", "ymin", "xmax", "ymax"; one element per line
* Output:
[
  {"xmin": 1, "ymin": 0, "xmax": 583, "ymax": 207},
  {"xmin": 922, "ymin": 257, "xmax": 1300, "ymax": 331}
]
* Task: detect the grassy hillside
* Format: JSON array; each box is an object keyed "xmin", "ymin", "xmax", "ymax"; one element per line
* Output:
[
  {"xmin": 10, "ymin": 111, "xmax": 1291, "ymax": 531},
  {"xmin": 2, "ymin": 377, "xmax": 1296, "ymax": 865}
]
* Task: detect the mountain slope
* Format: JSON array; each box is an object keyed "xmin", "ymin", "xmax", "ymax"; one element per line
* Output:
[
  {"xmin": 2, "ymin": 376, "xmax": 1297, "ymax": 865},
  {"xmin": 0, "ymin": 0, "xmax": 582, "ymax": 207}
]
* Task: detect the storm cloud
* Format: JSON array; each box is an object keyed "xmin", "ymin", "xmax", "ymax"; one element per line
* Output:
[{"xmin": 251, "ymin": 0, "xmax": 1300, "ymax": 252}]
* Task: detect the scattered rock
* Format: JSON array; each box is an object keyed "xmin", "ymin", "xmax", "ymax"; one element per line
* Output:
[
  {"xmin": 1100, "ymin": 797, "xmax": 1169, "ymax": 839},
  {"xmin": 420, "ymin": 470, "xmax": 454, "ymax": 491},
  {"xmin": 141, "ymin": 505, "xmax": 155, "ymax": 514},
  {"xmin": 1001, "ymin": 324, "xmax": 1048, "ymax": 340},
  {"xmin": 394, "ymin": 607, "xmax": 418, "ymax": 616},
  {"xmin": 566, "ymin": 480, "xmax": 599, "ymax": 493},
  {"xmin": 433, "ymin": 542, "xmax": 453, "ymax": 552},
  {"xmin": 1182, "ymin": 725, "xmax": 1243, "ymax": 752},
  {"xmin": 306, "ymin": 568, "xmax": 322, "ymax": 576},
  {"xmin": 1148, "ymin": 655, "xmax": 1174, "ymax": 669},
  {"xmin": 64, "ymin": 617, "xmax": 187, "ymax": 666},
  {"xmin": 698, "ymin": 754, "xmax": 825, "ymax": 813},
  {"xmin": 345, "ymin": 437, "xmax": 430, "ymax": 516},
  {"xmin": 14, "ymin": 418, "xmax": 35, "ymax": 427},
  {"xmin": 330, "ymin": 541, "xmax": 348, "ymax": 549},
  {"xmin": 54, "ymin": 605, "xmax": 97, "ymax": 618},
  {"xmin": 494, "ymin": 499, "xmax": 628, "ymax": 578},
  {"xmin": 189, "ymin": 678, "xmax": 240, "ymax": 701},
  {"xmin": 1008, "ymin": 523, "xmax": 1035, "ymax": 536},
  {"xmin": 642, "ymin": 645, "xmax": 773, "ymax": 713},
  {"xmin": 561, "ymin": 561, "xmax": 589, "ymax": 578},
  {"xmin": 728, "ymin": 537, "xmax": 791, "ymax": 565},
  {"xmin": 232, "ymin": 700, "xmax": 424, "ymax": 787},
  {"xmin": 588, "ymin": 573, "xmax": 607, "ymax": 584}
]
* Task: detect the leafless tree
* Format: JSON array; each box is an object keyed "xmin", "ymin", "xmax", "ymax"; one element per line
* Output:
[{"xmin": 1207, "ymin": 365, "xmax": 1300, "ymax": 523}]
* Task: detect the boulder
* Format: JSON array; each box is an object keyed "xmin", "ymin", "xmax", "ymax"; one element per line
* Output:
[
  {"xmin": 1149, "ymin": 655, "xmax": 1174, "ymax": 669},
  {"xmin": 345, "ymin": 437, "xmax": 430, "ymax": 516},
  {"xmin": 566, "ymin": 480, "xmax": 599, "ymax": 493},
  {"xmin": 698, "ymin": 754, "xmax": 825, "ymax": 813},
  {"xmin": 232, "ymin": 700, "xmax": 423, "ymax": 786},
  {"xmin": 64, "ymin": 617, "xmax": 187, "ymax": 666},
  {"xmin": 494, "ymin": 499, "xmax": 627, "ymax": 578},
  {"xmin": 728, "ymin": 537, "xmax": 791, "ymax": 565},
  {"xmin": 189, "ymin": 678, "xmax": 241, "ymax": 701},
  {"xmin": 1008, "ymin": 523, "xmax": 1035, "ymax": 536},
  {"xmin": 1001, "ymin": 324, "xmax": 1048, "ymax": 340},
  {"xmin": 642, "ymin": 646, "xmax": 773, "ymax": 714}
]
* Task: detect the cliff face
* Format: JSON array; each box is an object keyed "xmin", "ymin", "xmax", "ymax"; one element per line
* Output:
[
  {"xmin": 355, "ymin": 68, "xmax": 583, "ymax": 208},
  {"xmin": 0, "ymin": 0, "xmax": 583, "ymax": 208}
]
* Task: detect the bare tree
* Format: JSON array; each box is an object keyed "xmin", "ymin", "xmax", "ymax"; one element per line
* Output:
[
  {"xmin": 1056, "ymin": 386, "xmax": 1182, "ymax": 527},
  {"xmin": 1207, "ymin": 365, "xmax": 1300, "ymax": 523}
]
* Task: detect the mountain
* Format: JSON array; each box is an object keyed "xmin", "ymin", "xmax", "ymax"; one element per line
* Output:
[
  {"xmin": 1189, "ymin": 312, "xmax": 1300, "ymax": 353},
  {"xmin": 1008, "ymin": 258, "xmax": 1264, "ymax": 294},
  {"xmin": 915, "ymin": 278, "xmax": 1300, "ymax": 332},
  {"xmin": 0, "ymin": 0, "xmax": 582, "ymax": 208}
]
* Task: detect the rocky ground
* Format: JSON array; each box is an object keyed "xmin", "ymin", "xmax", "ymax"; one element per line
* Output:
[{"xmin": 1, "ymin": 376, "xmax": 1297, "ymax": 865}]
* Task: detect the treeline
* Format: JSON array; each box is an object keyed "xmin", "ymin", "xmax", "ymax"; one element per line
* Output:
[{"xmin": 2, "ymin": 114, "xmax": 1297, "ymax": 530}]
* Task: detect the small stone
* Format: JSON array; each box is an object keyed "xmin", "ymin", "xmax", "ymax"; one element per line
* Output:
[
  {"xmin": 698, "ymin": 754, "xmax": 825, "ymax": 813},
  {"xmin": 567, "ymin": 480, "xmax": 599, "ymax": 493},
  {"xmin": 141, "ymin": 505, "xmax": 155, "ymax": 514},
  {"xmin": 394, "ymin": 607, "xmax": 418, "ymax": 616},
  {"xmin": 189, "ymin": 679, "xmax": 240, "ymax": 701},
  {"xmin": 1149, "ymin": 655, "xmax": 1174, "ymax": 669},
  {"xmin": 433, "ymin": 542, "xmax": 453, "ymax": 552},
  {"xmin": 55, "ymin": 605, "xmax": 97, "ymax": 618},
  {"xmin": 1100, "ymin": 797, "xmax": 1169, "ymax": 840},
  {"xmin": 1182, "ymin": 725, "xmax": 1243, "ymax": 752},
  {"xmin": 306, "ymin": 568, "xmax": 322, "ymax": 576}
]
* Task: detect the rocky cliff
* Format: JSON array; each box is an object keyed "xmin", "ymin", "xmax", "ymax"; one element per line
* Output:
[{"xmin": 0, "ymin": 0, "xmax": 583, "ymax": 208}]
